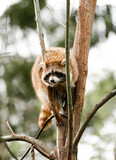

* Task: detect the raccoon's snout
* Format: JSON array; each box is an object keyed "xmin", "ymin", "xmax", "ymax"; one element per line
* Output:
[
  {"xmin": 49, "ymin": 76, "xmax": 59, "ymax": 84},
  {"xmin": 44, "ymin": 71, "xmax": 66, "ymax": 86},
  {"xmin": 50, "ymin": 78, "xmax": 55, "ymax": 84}
]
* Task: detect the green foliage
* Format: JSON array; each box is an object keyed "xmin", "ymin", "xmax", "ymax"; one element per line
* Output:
[
  {"xmin": 3, "ymin": 0, "xmax": 46, "ymax": 30},
  {"xmin": 104, "ymin": 6, "xmax": 114, "ymax": 37},
  {"xmin": 1, "ymin": 56, "xmax": 37, "ymax": 133},
  {"xmin": 3, "ymin": 55, "xmax": 35, "ymax": 100},
  {"xmin": 94, "ymin": 5, "xmax": 116, "ymax": 38}
]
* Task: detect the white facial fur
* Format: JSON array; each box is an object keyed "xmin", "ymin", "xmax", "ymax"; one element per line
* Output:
[{"xmin": 49, "ymin": 76, "xmax": 60, "ymax": 84}]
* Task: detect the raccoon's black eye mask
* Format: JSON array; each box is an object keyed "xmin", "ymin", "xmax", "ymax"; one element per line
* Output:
[
  {"xmin": 54, "ymin": 71, "xmax": 66, "ymax": 79},
  {"xmin": 44, "ymin": 71, "xmax": 66, "ymax": 82},
  {"xmin": 44, "ymin": 73, "xmax": 50, "ymax": 81}
]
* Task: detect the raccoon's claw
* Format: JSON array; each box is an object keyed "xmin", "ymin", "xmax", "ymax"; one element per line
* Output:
[
  {"xmin": 60, "ymin": 112, "xmax": 68, "ymax": 119},
  {"xmin": 61, "ymin": 59, "xmax": 66, "ymax": 66},
  {"xmin": 40, "ymin": 61, "xmax": 45, "ymax": 69}
]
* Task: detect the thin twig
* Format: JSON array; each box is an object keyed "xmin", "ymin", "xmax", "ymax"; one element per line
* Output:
[
  {"xmin": 36, "ymin": 115, "xmax": 54, "ymax": 139},
  {"xmin": 73, "ymin": 89, "xmax": 116, "ymax": 147},
  {"xmin": 31, "ymin": 146, "xmax": 35, "ymax": 160},
  {"xmin": 42, "ymin": 33, "xmax": 46, "ymax": 54},
  {"xmin": 5, "ymin": 120, "xmax": 15, "ymax": 136},
  {"xmin": 46, "ymin": 4, "xmax": 65, "ymax": 28},
  {"xmin": 0, "ymin": 52, "xmax": 11, "ymax": 57},
  {"xmin": 114, "ymin": 142, "xmax": 116, "ymax": 160},
  {"xmin": 20, "ymin": 115, "xmax": 54, "ymax": 160},
  {"xmin": 4, "ymin": 142, "xmax": 18, "ymax": 160},
  {"xmin": 33, "ymin": 0, "xmax": 45, "ymax": 61}
]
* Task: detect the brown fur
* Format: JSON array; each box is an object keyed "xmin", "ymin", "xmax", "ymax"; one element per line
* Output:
[{"xmin": 31, "ymin": 47, "xmax": 78, "ymax": 129}]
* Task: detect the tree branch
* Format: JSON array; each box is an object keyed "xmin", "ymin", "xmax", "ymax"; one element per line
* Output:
[
  {"xmin": 33, "ymin": 0, "xmax": 45, "ymax": 60},
  {"xmin": 5, "ymin": 120, "xmax": 15, "ymax": 135},
  {"xmin": 20, "ymin": 115, "xmax": 54, "ymax": 160},
  {"xmin": 0, "ymin": 134, "xmax": 54, "ymax": 159},
  {"xmin": 31, "ymin": 147, "xmax": 35, "ymax": 160},
  {"xmin": 73, "ymin": 89, "xmax": 116, "ymax": 147},
  {"xmin": 46, "ymin": 4, "xmax": 65, "ymax": 28}
]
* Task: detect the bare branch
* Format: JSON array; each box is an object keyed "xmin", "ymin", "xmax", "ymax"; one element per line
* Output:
[
  {"xmin": 42, "ymin": 33, "xmax": 46, "ymax": 55},
  {"xmin": 73, "ymin": 89, "xmax": 116, "ymax": 147},
  {"xmin": 31, "ymin": 147, "xmax": 35, "ymax": 160},
  {"xmin": 20, "ymin": 115, "xmax": 54, "ymax": 160},
  {"xmin": 0, "ymin": 52, "xmax": 11, "ymax": 59},
  {"xmin": 5, "ymin": 120, "xmax": 15, "ymax": 136},
  {"xmin": 46, "ymin": 4, "xmax": 65, "ymax": 28},
  {"xmin": 0, "ymin": 134, "xmax": 54, "ymax": 159},
  {"xmin": 114, "ymin": 142, "xmax": 116, "ymax": 160},
  {"xmin": 33, "ymin": 0, "xmax": 45, "ymax": 60}
]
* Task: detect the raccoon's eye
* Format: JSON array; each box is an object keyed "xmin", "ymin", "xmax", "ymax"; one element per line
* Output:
[
  {"xmin": 44, "ymin": 73, "xmax": 50, "ymax": 81},
  {"xmin": 61, "ymin": 59, "xmax": 66, "ymax": 67},
  {"xmin": 54, "ymin": 72, "xmax": 66, "ymax": 78}
]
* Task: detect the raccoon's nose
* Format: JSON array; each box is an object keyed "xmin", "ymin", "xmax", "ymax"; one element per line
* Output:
[{"xmin": 50, "ymin": 79, "xmax": 55, "ymax": 83}]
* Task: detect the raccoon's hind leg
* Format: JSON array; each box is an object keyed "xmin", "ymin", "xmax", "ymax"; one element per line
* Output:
[{"xmin": 38, "ymin": 104, "xmax": 52, "ymax": 130}]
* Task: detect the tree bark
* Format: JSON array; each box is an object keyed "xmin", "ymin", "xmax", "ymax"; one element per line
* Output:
[
  {"xmin": 73, "ymin": 0, "xmax": 97, "ymax": 139},
  {"xmin": 72, "ymin": 0, "xmax": 97, "ymax": 159}
]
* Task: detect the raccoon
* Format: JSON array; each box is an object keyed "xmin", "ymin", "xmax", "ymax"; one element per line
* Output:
[{"xmin": 31, "ymin": 47, "xmax": 78, "ymax": 129}]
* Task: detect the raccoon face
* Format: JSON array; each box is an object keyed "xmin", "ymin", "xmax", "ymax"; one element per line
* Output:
[
  {"xmin": 43, "ymin": 71, "xmax": 66, "ymax": 86},
  {"xmin": 41, "ymin": 59, "xmax": 67, "ymax": 87}
]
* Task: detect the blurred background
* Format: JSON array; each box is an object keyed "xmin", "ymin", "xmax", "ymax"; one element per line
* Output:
[{"xmin": 0, "ymin": 0, "xmax": 116, "ymax": 159}]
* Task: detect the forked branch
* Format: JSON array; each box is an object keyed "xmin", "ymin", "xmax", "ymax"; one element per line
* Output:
[
  {"xmin": 73, "ymin": 89, "xmax": 116, "ymax": 147},
  {"xmin": 0, "ymin": 134, "xmax": 54, "ymax": 159},
  {"xmin": 1, "ymin": 120, "xmax": 55, "ymax": 160},
  {"xmin": 20, "ymin": 115, "xmax": 54, "ymax": 160}
]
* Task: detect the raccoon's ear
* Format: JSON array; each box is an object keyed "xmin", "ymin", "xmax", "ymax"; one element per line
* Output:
[
  {"xmin": 40, "ymin": 61, "xmax": 45, "ymax": 69},
  {"xmin": 61, "ymin": 59, "xmax": 66, "ymax": 67}
]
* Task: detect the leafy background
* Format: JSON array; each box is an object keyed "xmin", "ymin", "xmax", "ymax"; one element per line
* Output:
[{"xmin": 0, "ymin": 0, "xmax": 116, "ymax": 159}]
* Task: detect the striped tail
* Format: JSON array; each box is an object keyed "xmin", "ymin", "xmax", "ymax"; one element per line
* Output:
[{"xmin": 38, "ymin": 105, "xmax": 52, "ymax": 130}]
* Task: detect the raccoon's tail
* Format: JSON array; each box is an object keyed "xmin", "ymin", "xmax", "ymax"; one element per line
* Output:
[{"xmin": 38, "ymin": 105, "xmax": 53, "ymax": 130}]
